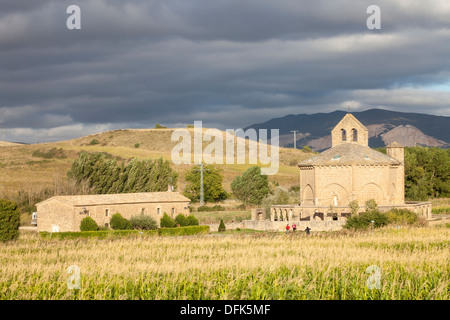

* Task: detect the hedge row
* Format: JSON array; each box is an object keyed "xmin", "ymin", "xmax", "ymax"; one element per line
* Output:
[
  {"xmin": 40, "ymin": 225, "xmax": 210, "ymax": 240},
  {"xmin": 159, "ymin": 225, "xmax": 210, "ymax": 236}
]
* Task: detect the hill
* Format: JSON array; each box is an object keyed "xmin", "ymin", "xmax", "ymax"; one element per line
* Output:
[
  {"xmin": 244, "ymin": 109, "xmax": 450, "ymax": 151},
  {"xmin": 0, "ymin": 127, "xmax": 313, "ymax": 201}
]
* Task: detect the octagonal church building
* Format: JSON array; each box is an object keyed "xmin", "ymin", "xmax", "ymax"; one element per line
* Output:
[{"xmin": 270, "ymin": 113, "xmax": 432, "ymax": 225}]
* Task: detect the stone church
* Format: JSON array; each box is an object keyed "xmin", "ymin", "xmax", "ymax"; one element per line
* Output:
[
  {"xmin": 269, "ymin": 113, "xmax": 432, "ymax": 225},
  {"xmin": 299, "ymin": 113, "xmax": 404, "ymax": 208}
]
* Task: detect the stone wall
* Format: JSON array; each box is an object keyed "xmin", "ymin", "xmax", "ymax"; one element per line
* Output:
[
  {"xmin": 207, "ymin": 219, "xmax": 346, "ymax": 232},
  {"xmin": 37, "ymin": 199, "xmax": 190, "ymax": 232}
]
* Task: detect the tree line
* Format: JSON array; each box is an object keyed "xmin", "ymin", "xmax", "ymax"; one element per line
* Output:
[
  {"xmin": 67, "ymin": 152, "xmax": 178, "ymax": 194},
  {"xmin": 378, "ymin": 146, "xmax": 450, "ymax": 200}
]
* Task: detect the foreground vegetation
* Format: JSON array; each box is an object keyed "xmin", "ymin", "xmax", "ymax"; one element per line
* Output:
[{"xmin": 1, "ymin": 224, "xmax": 448, "ymax": 300}]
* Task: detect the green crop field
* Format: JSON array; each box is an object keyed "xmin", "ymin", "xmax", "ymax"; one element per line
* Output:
[{"xmin": 1, "ymin": 224, "xmax": 449, "ymax": 300}]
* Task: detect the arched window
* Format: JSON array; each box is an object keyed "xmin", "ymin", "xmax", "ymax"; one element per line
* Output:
[
  {"xmin": 352, "ymin": 129, "xmax": 358, "ymax": 141},
  {"xmin": 341, "ymin": 129, "xmax": 347, "ymax": 141}
]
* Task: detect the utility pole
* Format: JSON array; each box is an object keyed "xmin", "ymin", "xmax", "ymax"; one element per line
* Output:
[
  {"xmin": 193, "ymin": 163, "xmax": 210, "ymax": 206},
  {"xmin": 291, "ymin": 130, "xmax": 298, "ymax": 149}
]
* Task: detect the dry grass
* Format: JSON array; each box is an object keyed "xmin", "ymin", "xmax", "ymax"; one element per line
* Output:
[
  {"xmin": 0, "ymin": 128, "xmax": 312, "ymax": 198},
  {"xmin": 1, "ymin": 225, "xmax": 448, "ymax": 299}
]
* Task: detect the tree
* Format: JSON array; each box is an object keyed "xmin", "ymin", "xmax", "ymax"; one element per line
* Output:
[
  {"xmin": 0, "ymin": 199, "xmax": 20, "ymax": 242},
  {"xmin": 187, "ymin": 214, "xmax": 199, "ymax": 226},
  {"xmin": 160, "ymin": 213, "xmax": 175, "ymax": 228},
  {"xmin": 110, "ymin": 213, "xmax": 132, "ymax": 230},
  {"xmin": 231, "ymin": 166, "xmax": 269, "ymax": 205},
  {"xmin": 302, "ymin": 145, "xmax": 312, "ymax": 153},
  {"xmin": 348, "ymin": 200, "xmax": 360, "ymax": 216},
  {"xmin": 80, "ymin": 217, "xmax": 99, "ymax": 231},
  {"xmin": 175, "ymin": 214, "xmax": 190, "ymax": 227},
  {"xmin": 129, "ymin": 215, "xmax": 158, "ymax": 230},
  {"xmin": 404, "ymin": 147, "xmax": 450, "ymax": 200},
  {"xmin": 261, "ymin": 187, "xmax": 291, "ymax": 218},
  {"xmin": 183, "ymin": 164, "xmax": 228, "ymax": 203},
  {"xmin": 68, "ymin": 152, "xmax": 178, "ymax": 194},
  {"xmin": 218, "ymin": 219, "xmax": 226, "ymax": 232},
  {"xmin": 365, "ymin": 199, "xmax": 378, "ymax": 212}
]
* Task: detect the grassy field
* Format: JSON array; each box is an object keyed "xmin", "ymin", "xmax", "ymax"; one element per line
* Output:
[{"xmin": 1, "ymin": 223, "xmax": 448, "ymax": 300}]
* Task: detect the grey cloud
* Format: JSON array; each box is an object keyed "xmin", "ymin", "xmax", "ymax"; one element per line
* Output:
[{"xmin": 0, "ymin": 0, "xmax": 449, "ymax": 143}]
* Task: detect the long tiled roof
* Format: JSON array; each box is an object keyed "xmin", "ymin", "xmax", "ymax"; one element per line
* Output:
[
  {"xmin": 299, "ymin": 143, "xmax": 401, "ymax": 166},
  {"xmin": 37, "ymin": 192, "xmax": 190, "ymax": 206}
]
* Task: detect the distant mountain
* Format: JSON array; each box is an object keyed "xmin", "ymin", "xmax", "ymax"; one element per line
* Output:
[{"xmin": 244, "ymin": 109, "xmax": 450, "ymax": 151}]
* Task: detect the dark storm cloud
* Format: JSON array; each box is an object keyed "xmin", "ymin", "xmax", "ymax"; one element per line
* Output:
[{"xmin": 0, "ymin": 0, "xmax": 449, "ymax": 142}]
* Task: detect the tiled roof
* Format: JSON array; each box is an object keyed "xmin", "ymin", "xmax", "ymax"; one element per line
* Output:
[
  {"xmin": 37, "ymin": 192, "xmax": 190, "ymax": 206},
  {"xmin": 299, "ymin": 143, "xmax": 401, "ymax": 166}
]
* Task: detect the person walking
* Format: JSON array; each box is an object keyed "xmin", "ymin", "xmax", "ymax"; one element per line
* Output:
[
  {"xmin": 305, "ymin": 226, "xmax": 311, "ymax": 235},
  {"xmin": 292, "ymin": 223, "xmax": 297, "ymax": 232},
  {"xmin": 285, "ymin": 224, "xmax": 290, "ymax": 234}
]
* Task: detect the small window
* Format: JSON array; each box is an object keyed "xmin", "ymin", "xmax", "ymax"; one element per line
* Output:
[
  {"xmin": 141, "ymin": 208, "xmax": 145, "ymax": 215},
  {"xmin": 171, "ymin": 208, "xmax": 175, "ymax": 215},
  {"xmin": 341, "ymin": 129, "xmax": 347, "ymax": 141},
  {"xmin": 157, "ymin": 208, "xmax": 161, "ymax": 215},
  {"xmin": 105, "ymin": 209, "xmax": 109, "ymax": 217},
  {"xmin": 352, "ymin": 129, "xmax": 358, "ymax": 141},
  {"xmin": 105, "ymin": 223, "xmax": 109, "ymax": 228}
]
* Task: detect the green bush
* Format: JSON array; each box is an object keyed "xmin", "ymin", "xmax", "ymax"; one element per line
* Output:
[
  {"xmin": 175, "ymin": 214, "xmax": 190, "ymax": 227},
  {"xmin": 110, "ymin": 213, "xmax": 132, "ymax": 230},
  {"xmin": 40, "ymin": 230, "xmax": 159, "ymax": 240},
  {"xmin": 218, "ymin": 219, "xmax": 226, "ymax": 232},
  {"xmin": 32, "ymin": 148, "xmax": 67, "ymax": 159},
  {"xmin": 344, "ymin": 210, "xmax": 389, "ymax": 230},
  {"xmin": 80, "ymin": 216, "xmax": 99, "ymax": 231},
  {"xmin": 129, "ymin": 214, "xmax": 158, "ymax": 230},
  {"xmin": 384, "ymin": 209, "xmax": 418, "ymax": 225},
  {"xmin": 187, "ymin": 214, "xmax": 199, "ymax": 226},
  {"xmin": 197, "ymin": 205, "xmax": 226, "ymax": 212},
  {"xmin": 0, "ymin": 199, "xmax": 20, "ymax": 242},
  {"xmin": 160, "ymin": 213, "xmax": 175, "ymax": 228},
  {"xmin": 348, "ymin": 200, "xmax": 360, "ymax": 216},
  {"xmin": 159, "ymin": 225, "xmax": 209, "ymax": 236},
  {"xmin": 134, "ymin": 143, "xmax": 140, "ymax": 148},
  {"xmin": 89, "ymin": 139, "xmax": 100, "ymax": 145},
  {"xmin": 365, "ymin": 199, "xmax": 378, "ymax": 212}
]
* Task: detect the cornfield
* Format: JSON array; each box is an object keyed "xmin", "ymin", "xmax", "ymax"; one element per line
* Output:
[{"xmin": 1, "ymin": 226, "xmax": 449, "ymax": 300}]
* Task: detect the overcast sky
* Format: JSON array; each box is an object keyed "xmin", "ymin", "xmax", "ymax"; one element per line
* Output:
[{"xmin": 1, "ymin": 0, "xmax": 449, "ymax": 143}]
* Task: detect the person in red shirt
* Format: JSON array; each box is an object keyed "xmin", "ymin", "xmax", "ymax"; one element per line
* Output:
[
  {"xmin": 292, "ymin": 223, "xmax": 297, "ymax": 232},
  {"xmin": 286, "ymin": 224, "xmax": 290, "ymax": 234}
]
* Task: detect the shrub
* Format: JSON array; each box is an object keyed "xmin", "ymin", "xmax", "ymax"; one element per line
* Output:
[
  {"xmin": 134, "ymin": 143, "xmax": 140, "ymax": 148},
  {"xmin": 40, "ymin": 230, "xmax": 159, "ymax": 240},
  {"xmin": 0, "ymin": 199, "xmax": 20, "ymax": 242},
  {"xmin": 212, "ymin": 205, "xmax": 225, "ymax": 211},
  {"xmin": 344, "ymin": 210, "xmax": 388, "ymax": 230},
  {"xmin": 110, "ymin": 213, "xmax": 132, "ymax": 230},
  {"xmin": 32, "ymin": 148, "xmax": 67, "ymax": 159},
  {"xmin": 365, "ymin": 199, "xmax": 378, "ymax": 212},
  {"xmin": 348, "ymin": 200, "xmax": 360, "ymax": 216},
  {"xmin": 89, "ymin": 139, "xmax": 100, "ymax": 145},
  {"xmin": 218, "ymin": 219, "xmax": 226, "ymax": 232},
  {"xmin": 187, "ymin": 214, "xmax": 199, "ymax": 226},
  {"xmin": 197, "ymin": 205, "xmax": 225, "ymax": 212},
  {"xmin": 384, "ymin": 208, "xmax": 418, "ymax": 225},
  {"xmin": 159, "ymin": 225, "xmax": 210, "ymax": 236},
  {"xmin": 175, "ymin": 214, "xmax": 190, "ymax": 227},
  {"xmin": 129, "ymin": 214, "xmax": 158, "ymax": 230},
  {"xmin": 160, "ymin": 213, "xmax": 175, "ymax": 228},
  {"xmin": 80, "ymin": 216, "xmax": 99, "ymax": 231}
]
